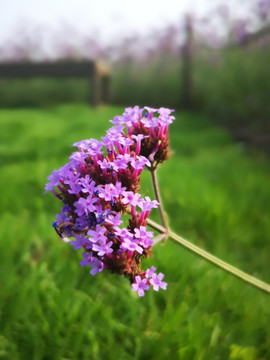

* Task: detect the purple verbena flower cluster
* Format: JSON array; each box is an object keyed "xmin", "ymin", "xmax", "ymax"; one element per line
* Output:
[{"xmin": 45, "ymin": 106, "xmax": 174, "ymax": 296}]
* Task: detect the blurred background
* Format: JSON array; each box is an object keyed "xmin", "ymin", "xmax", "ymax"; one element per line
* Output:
[
  {"xmin": 0, "ymin": 1, "xmax": 270, "ymax": 359},
  {"xmin": 0, "ymin": 0, "xmax": 270, "ymax": 146}
]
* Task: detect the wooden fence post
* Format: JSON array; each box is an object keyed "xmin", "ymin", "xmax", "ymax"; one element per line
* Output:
[
  {"xmin": 101, "ymin": 75, "xmax": 111, "ymax": 104},
  {"xmin": 92, "ymin": 61, "xmax": 111, "ymax": 106},
  {"xmin": 90, "ymin": 62, "xmax": 99, "ymax": 107},
  {"xmin": 182, "ymin": 14, "xmax": 194, "ymax": 109}
]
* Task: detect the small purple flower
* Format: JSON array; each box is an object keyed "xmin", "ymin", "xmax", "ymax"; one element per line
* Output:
[
  {"xmin": 121, "ymin": 191, "xmax": 141, "ymax": 206},
  {"xmin": 119, "ymin": 136, "xmax": 134, "ymax": 148},
  {"xmin": 92, "ymin": 240, "xmax": 113, "ymax": 256},
  {"xmin": 145, "ymin": 266, "xmax": 157, "ymax": 278},
  {"xmin": 158, "ymin": 107, "xmax": 175, "ymax": 124},
  {"xmin": 69, "ymin": 151, "xmax": 88, "ymax": 163},
  {"xmin": 88, "ymin": 139, "xmax": 104, "ymax": 152},
  {"xmin": 132, "ymin": 275, "xmax": 150, "ymax": 297},
  {"xmin": 114, "ymin": 154, "xmax": 132, "ymax": 170},
  {"xmin": 138, "ymin": 196, "xmax": 159, "ymax": 211},
  {"xmin": 98, "ymin": 158, "xmax": 113, "ymax": 171},
  {"xmin": 114, "ymin": 181, "xmax": 127, "ymax": 196},
  {"xmin": 105, "ymin": 213, "xmax": 123, "ymax": 227},
  {"xmin": 89, "ymin": 257, "xmax": 104, "ymax": 275},
  {"xmin": 144, "ymin": 106, "xmax": 157, "ymax": 115},
  {"xmin": 63, "ymin": 170, "xmax": 80, "ymax": 185},
  {"xmin": 80, "ymin": 252, "xmax": 103, "ymax": 275},
  {"xmin": 134, "ymin": 226, "xmax": 154, "ymax": 248},
  {"xmin": 70, "ymin": 233, "xmax": 87, "ymax": 250},
  {"xmin": 138, "ymin": 197, "xmax": 159, "ymax": 223},
  {"xmin": 67, "ymin": 181, "xmax": 82, "ymax": 195},
  {"xmin": 140, "ymin": 116, "xmax": 159, "ymax": 129},
  {"xmin": 80, "ymin": 252, "xmax": 91, "ymax": 267},
  {"xmin": 87, "ymin": 224, "xmax": 107, "ymax": 243},
  {"xmin": 131, "ymin": 134, "xmax": 147, "ymax": 142},
  {"xmin": 74, "ymin": 196, "xmax": 97, "ymax": 216},
  {"xmin": 78, "ymin": 176, "xmax": 96, "ymax": 194},
  {"xmin": 130, "ymin": 156, "xmax": 151, "ymax": 177},
  {"xmin": 121, "ymin": 237, "xmax": 143, "ymax": 254},
  {"xmin": 73, "ymin": 139, "xmax": 92, "ymax": 150},
  {"xmin": 98, "ymin": 183, "xmax": 121, "ymax": 202},
  {"xmin": 58, "ymin": 163, "xmax": 74, "ymax": 180},
  {"xmin": 123, "ymin": 106, "xmax": 141, "ymax": 125},
  {"xmin": 45, "ymin": 169, "xmax": 60, "ymax": 191},
  {"xmin": 136, "ymin": 155, "xmax": 151, "ymax": 168},
  {"xmin": 150, "ymin": 273, "xmax": 167, "ymax": 291},
  {"xmin": 109, "ymin": 115, "xmax": 125, "ymax": 126},
  {"xmin": 106, "ymin": 124, "xmax": 124, "ymax": 138},
  {"xmin": 114, "ymin": 227, "xmax": 133, "ymax": 241},
  {"xmin": 131, "ymin": 134, "xmax": 149, "ymax": 155}
]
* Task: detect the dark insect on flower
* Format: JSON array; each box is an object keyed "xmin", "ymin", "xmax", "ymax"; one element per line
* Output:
[{"xmin": 96, "ymin": 211, "xmax": 107, "ymax": 225}]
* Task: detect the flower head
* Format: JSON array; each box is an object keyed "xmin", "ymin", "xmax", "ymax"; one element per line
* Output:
[{"xmin": 45, "ymin": 106, "xmax": 175, "ymax": 296}]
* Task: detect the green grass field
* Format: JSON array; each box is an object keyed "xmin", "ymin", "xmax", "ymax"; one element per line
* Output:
[{"xmin": 0, "ymin": 104, "xmax": 269, "ymax": 360}]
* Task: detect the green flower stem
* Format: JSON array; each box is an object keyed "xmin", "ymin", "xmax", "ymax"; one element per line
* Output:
[
  {"xmin": 150, "ymin": 169, "xmax": 168, "ymax": 233},
  {"xmin": 147, "ymin": 217, "xmax": 270, "ymax": 295}
]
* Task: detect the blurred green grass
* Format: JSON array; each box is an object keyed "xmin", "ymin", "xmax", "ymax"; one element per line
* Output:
[
  {"xmin": 0, "ymin": 105, "xmax": 269, "ymax": 360},
  {"xmin": 0, "ymin": 79, "xmax": 90, "ymax": 108},
  {"xmin": 193, "ymin": 47, "xmax": 270, "ymax": 133}
]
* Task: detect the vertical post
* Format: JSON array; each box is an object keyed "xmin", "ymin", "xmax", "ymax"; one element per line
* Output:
[
  {"xmin": 101, "ymin": 75, "xmax": 111, "ymax": 104},
  {"xmin": 182, "ymin": 14, "xmax": 194, "ymax": 109},
  {"xmin": 90, "ymin": 61, "xmax": 99, "ymax": 107}
]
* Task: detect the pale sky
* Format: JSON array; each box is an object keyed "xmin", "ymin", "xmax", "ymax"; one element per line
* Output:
[{"xmin": 0, "ymin": 0, "xmax": 256, "ymax": 46}]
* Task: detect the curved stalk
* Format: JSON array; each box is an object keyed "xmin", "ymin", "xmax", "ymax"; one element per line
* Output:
[
  {"xmin": 147, "ymin": 218, "xmax": 270, "ymax": 295},
  {"xmin": 150, "ymin": 169, "xmax": 168, "ymax": 232}
]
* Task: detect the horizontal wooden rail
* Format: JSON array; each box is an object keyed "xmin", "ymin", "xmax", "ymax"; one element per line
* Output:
[
  {"xmin": 0, "ymin": 60, "xmax": 111, "ymax": 106},
  {"xmin": 0, "ymin": 60, "xmax": 94, "ymax": 78}
]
